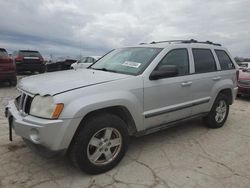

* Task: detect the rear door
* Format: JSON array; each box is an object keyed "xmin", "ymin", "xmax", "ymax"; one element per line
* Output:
[
  {"xmin": 190, "ymin": 48, "xmax": 220, "ymax": 115},
  {"xmin": 143, "ymin": 48, "xmax": 193, "ymax": 129}
]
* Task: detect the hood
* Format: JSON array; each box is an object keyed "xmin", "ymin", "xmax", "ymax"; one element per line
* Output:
[
  {"xmin": 239, "ymin": 70, "xmax": 250, "ymax": 80},
  {"xmin": 18, "ymin": 69, "xmax": 131, "ymax": 96}
]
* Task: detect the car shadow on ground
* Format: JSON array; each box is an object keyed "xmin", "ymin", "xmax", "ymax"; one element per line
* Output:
[{"xmin": 3, "ymin": 118, "xmax": 208, "ymax": 176}]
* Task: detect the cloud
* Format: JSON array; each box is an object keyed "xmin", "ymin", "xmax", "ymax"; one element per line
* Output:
[{"xmin": 0, "ymin": 0, "xmax": 250, "ymax": 58}]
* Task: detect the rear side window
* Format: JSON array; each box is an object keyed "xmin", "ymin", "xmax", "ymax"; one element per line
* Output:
[
  {"xmin": 156, "ymin": 49, "xmax": 189, "ymax": 76},
  {"xmin": 192, "ymin": 49, "xmax": 217, "ymax": 73},
  {"xmin": 0, "ymin": 49, "xmax": 8, "ymax": 58},
  {"xmin": 215, "ymin": 50, "xmax": 235, "ymax": 70}
]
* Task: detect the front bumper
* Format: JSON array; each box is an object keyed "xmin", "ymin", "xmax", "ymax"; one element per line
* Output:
[{"xmin": 5, "ymin": 100, "xmax": 72, "ymax": 151}]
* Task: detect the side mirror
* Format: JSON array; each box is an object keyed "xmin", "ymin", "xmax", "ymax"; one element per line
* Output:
[{"xmin": 150, "ymin": 65, "xmax": 178, "ymax": 80}]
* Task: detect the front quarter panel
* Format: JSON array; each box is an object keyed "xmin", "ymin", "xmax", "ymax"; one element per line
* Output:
[{"xmin": 54, "ymin": 76, "xmax": 144, "ymax": 148}]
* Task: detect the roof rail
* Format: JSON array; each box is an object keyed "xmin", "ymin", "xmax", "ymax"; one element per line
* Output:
[
  {"xmin": 150, "ymin": 40, "xmax": 189, "ymax": 44},
  {"xmin": 145, "ymin": 39, "xmax": 221, "ymax": 46}
]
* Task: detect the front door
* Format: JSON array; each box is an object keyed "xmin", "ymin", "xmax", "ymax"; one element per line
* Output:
[{"xmin": 143, "ymin": 48, "xmax": 193, "ymax": 129}]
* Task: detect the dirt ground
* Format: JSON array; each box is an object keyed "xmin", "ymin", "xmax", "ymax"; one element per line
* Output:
[{"xmin": 0, "ymin": 76, "xmax": 250, "ymax": 188}]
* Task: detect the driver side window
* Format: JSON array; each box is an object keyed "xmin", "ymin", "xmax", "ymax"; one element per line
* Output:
[{"xmin": 156, "ymin": 49, "xmax": 189, "ymax": 76}]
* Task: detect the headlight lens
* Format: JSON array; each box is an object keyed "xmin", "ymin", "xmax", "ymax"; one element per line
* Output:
[{"xmin": 30, "ymin": 95, "xmax": 64, "ymax": 119}]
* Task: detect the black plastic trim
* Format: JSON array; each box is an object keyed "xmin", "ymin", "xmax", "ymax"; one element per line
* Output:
[{"xmin": 145, "ymin": 98, "xmax": 210, "ymax": 118}]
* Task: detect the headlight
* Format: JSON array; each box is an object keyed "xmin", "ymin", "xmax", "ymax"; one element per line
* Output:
[{"xmin": 30, "ymin": 95, "xmax": 64, "ymax": 119}]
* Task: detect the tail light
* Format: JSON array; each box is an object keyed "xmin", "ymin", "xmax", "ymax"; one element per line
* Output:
[
  {"xmin": 39, "ymin": 57, "xmax": 44, "ymax": 63},
  {"xmin": 15, "ymin": 56, "xmax": 23, "ymax": 61}
]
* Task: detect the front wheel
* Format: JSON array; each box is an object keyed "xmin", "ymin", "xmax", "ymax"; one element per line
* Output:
[
  {"xmin": 69, "ymin": 113, "xmax": 129, "ymax": 174},
  {"xmin": 203, "ymin": 94, "xmax": 229, "ymax": 128}
]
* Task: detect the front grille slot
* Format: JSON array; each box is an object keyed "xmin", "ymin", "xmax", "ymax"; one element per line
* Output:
[{"xmin": 16, "ymin": 92, "xmax": 33, "ymax": 114}]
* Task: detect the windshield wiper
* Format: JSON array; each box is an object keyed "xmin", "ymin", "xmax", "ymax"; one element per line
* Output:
[{"xmin": 90, "ymin": 67, "xmax": 118, "ymax": 73}]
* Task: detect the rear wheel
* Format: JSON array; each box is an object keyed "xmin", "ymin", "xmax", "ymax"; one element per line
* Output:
[
  {"xmin": 203, "ymin": 94, "xmax": 229, "ymax": 128},
  {"xmin": 69, "ymin": 113, "xmax": 129, "ymax": 174}
]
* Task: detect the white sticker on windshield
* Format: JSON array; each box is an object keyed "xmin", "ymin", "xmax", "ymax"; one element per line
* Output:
[{"xmin": 122, "ymin": 61, "xmax": 141, "ymax": 68}]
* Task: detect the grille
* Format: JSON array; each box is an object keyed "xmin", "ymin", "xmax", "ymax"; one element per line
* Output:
[
  {"xmin": 238, "ymin": 80, "xmax": 250, "ymax": 87},
  {"xmin": 16, "ymin": 92, "xmax": 33, "ymax": 114}
]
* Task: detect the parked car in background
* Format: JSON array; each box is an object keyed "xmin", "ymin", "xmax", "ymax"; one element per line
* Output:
[
  {"xmin": 12, "ymin": 50, "xmax": 45, "ymax": 74},
  {"xmin": 238, "ymin": 68, "xmax": 250, "ymax": 96},
  {"xmin": 46, "ymin": 58, "xmax": 77, "ymax": 72},
  {"xmin": 238, "ymin": 62, "xmax": 250, "ymax": 69},
  {"xmin": 0, "ymin": 48, "xmax": 17, "ymax": 86},
  {"xmin": 71, "ymin": 56, "xmax": 101, "ymax": 69},
  {"xmin": 45, "ymin": 61, "xmax": 59, "ymax": 72}
]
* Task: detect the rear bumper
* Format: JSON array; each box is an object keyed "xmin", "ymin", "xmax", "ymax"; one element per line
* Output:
[
  {"xmin": 16, "ymin": 63, "xmax": 45, "ymax": 72},
  {"xmin": 238, "ymin": 85, "xmax": 250, "ymax": 95}
]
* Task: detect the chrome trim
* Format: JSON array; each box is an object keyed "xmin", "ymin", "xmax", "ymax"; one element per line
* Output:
[
  {"xmin": 22, "ymin": 94, "xmax": 28, "ymax": 112},
  {"xmin": 19, "ymin": 93, "xmax": 25, "ymax": 111},
  {"xmin": 16, "ymin": 91, "xmax": 32, "ymax": 115},
  {"xmin": 17, "ymin": 87, "xmax": 35, "ymax": 97},
  {"xmin": 144, "ymin": 97, "xmax": 210, "ymax": 118}
]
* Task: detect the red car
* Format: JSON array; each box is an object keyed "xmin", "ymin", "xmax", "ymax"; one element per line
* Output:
[
  {"xmin": 0, "ymin": 48, "xmax": 17, "ymax": 86},
  {"xmin": 238, "ymin": 68, "xmax": 250, "ymax": 96}
]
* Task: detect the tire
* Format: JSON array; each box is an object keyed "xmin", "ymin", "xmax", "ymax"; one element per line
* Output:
[
  {"xmin": 69, "ymin": 113, "xmax": 129, "ymax": 174},
  {"xmin": 203, "ymin": 94, "xmax": 229, "ymax": 128}
]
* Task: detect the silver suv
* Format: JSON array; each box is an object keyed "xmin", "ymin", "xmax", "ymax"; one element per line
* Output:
[{"xmin": 5, "ymin": 39, "xmax": 238, "ymax": 174}]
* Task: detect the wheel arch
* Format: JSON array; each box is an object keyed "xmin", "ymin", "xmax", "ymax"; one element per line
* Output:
[
  {"xmin": 218, "ymin": 88, "xmax": 233, "ymax": 105},
  {"xmin": 67, "ymin": 105, "xmax": 138, "ymax": 153},
  {"xmin": 81, "ymin": 106, "xmax": 138, "ymax": 136}
]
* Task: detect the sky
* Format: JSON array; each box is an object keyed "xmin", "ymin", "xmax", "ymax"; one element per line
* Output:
[{"xmin": 0, "ymin": 0, "xmax": 250, "ymax": 59}]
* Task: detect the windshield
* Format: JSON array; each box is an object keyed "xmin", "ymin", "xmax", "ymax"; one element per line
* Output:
[{"xmin": 90, "ymin": 47, "xmax": 162, "ymax": 75}]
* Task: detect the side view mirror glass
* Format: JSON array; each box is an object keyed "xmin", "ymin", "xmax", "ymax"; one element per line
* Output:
[{"xmin": 149, "ymin": 65, "xmax": 178, "ymax": 80}]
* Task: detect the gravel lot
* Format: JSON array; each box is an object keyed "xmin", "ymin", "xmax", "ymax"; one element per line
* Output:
[{"xmin": 0, "ymin": 76, "xmax": 250, "ymax": 188}]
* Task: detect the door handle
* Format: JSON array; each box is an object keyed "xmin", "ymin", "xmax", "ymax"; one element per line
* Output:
[
  {"xmin": 181, "ymin": 81, "xmax": 192, "ymax": 87},
  {"xmin": 212, "ymin": 76, "xmax": 221, "ymax": 81}
]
